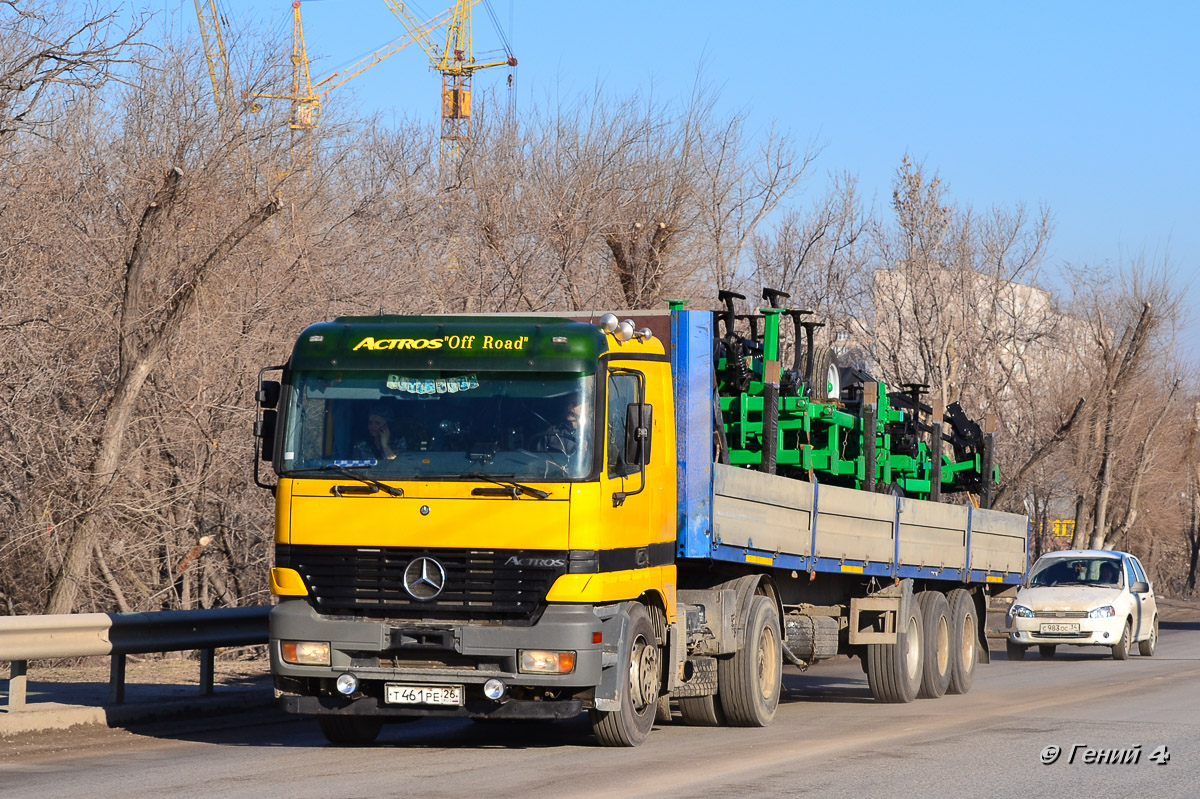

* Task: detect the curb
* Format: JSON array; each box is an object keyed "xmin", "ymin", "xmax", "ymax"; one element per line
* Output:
[{"xmin": 0, "ymin": 679, "xmax": 275, "ymax": 737}]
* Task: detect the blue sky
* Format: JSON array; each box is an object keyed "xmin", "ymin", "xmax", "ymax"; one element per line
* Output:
[{"xmin": 163, "ymin": 1, "xmax": 1198, "ymax": 358}]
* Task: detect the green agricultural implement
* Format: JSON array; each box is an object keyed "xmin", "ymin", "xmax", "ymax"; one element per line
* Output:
[{"xmin": 686, "ymin": 288, "xmax": 998, "ymax": 508}]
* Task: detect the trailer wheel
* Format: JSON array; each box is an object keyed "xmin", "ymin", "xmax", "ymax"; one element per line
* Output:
[
  {"xmin": 678, "ymin": 694, "xmax": 727, "ymax": 726},
  {"xmin": 317, "ymin": 715, "xmax": 383, "ymax": 746},
  {"xmin": 867, "ymin": 597, "xmax": 923, "ymax": 703},
  {"xmin": 946, "ymin": 588, "xmax": 978, "ymax": 694},
  {"xmin": 717, "ymin": 595, "xmax": 782, "ymax": 726},
  {"xmin": 916, "ymin": 591, "xmax": 951, "ymax": 698},
  {"xmin": 589, "ymin": 602, "xmax": 660, "ymax": 746}
]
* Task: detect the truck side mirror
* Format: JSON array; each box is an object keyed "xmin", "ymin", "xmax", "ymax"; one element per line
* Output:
[
  {"xmin": 255, "ymin": 409, "xmax": 277, "ymax": 462},
  {"xmin": 624, "ymin": 403, "xmax": 653, "ymax": 466},
  {"xmin": 257, "ymin": 380, "xmax": 281, "ymax": 409}
]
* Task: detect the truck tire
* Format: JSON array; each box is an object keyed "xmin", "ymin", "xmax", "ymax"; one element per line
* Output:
[
  {"xmin": 317, "ymin": 715, "xmax": 383, "ymax": 746},
  {"xmin": 678, "ymin": 694, "xmax": 726, "ymax": 726},
  {"xmin": 916, "ymin": 591, "xmax": 951, "ymax": 698},
  {"xmin": 946, "ymin": 588, "xmax": 978, "ymax": 694},
  {"xmin": 589, "ymin": 602, "xmax": 660, "ymax": 746},
  {"xmin": 867, "ymin": 597, "xmax": 923, "ymax": 703},
  {"xmin": 1112, "ymin": 619, "xmax": 1132, "ymax": 660},
  {"xmin": 1139, "ymin": 616, "xmax": 1158, "ymax": 656},
  {"xmin": 717, "ymin": 595, "xmax": 782, "ymax": 726}
]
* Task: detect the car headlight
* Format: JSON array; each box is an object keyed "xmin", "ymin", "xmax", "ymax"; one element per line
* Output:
[
  {"xmin": 1088, "ymin": 605, "xmax": 1116, "ymax": 619},
  {"xmin": 1009, "ymin": 604, "xmax": 1034, "ymax": 619}
]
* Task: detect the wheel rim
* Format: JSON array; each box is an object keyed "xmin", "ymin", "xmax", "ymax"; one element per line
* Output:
[
  {"xmin": 904, "ymin": 614, "xmax": 921, "ymax": 681},
  {"xmin": 628, "ymin": 634, "xmax": 658, "ymax": 711},
  {"xmin": 934, "ymin": 616, "xmax": 949, "ymax": 674},
  {"xmin": 757, "ymin": 622, "xmax": 780, "ymax": 702},
  {"xmin": 826, "ymin": 362, "xmax": 841, "ymax": 398},
  {"xmin": 960, "ymin": 612, "xmax": 976, "ymax": 667}
]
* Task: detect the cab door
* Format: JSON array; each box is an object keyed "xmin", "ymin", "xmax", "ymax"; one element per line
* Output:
[{"xmin": 593, "ymin": 361, "xmax": 676, "ymax": 566}]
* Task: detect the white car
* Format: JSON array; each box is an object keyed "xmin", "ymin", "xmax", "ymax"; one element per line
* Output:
[{"xmin": 1006, "ymin": 549, "xmax": 1158, "ymax": 660}]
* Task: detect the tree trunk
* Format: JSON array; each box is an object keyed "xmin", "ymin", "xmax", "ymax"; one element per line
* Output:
[{"xmin": 45, "ymin": 171, "xmax": 279, "ymax": 614}]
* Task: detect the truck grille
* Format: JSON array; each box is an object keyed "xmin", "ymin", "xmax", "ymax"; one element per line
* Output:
[{"xmin": 276, "ymin": 545, "xmax": 569, "ymax": 622}]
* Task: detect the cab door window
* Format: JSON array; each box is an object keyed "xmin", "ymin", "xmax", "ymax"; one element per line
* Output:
[{"xmin": 607, "ymin": 372, "xmax": 640, "ymax": 477}]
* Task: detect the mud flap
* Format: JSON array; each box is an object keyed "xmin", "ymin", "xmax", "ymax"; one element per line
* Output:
[{"xmin": 592, "ymin": 602, "xmax": 632, "ymax": 712}]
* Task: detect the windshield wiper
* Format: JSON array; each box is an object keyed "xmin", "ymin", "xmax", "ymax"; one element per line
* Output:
[
  {"xmin": 294, "ymin": 463, "xmax": 404, "ymax": 497},
  {"xmin": 465, "ymin": 472, "xmax": 550, "ymax": 500}
]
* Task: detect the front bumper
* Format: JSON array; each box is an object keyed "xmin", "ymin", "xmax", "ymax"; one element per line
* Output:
[
  {"xmin": 1007, "ymin": 615, "xmax": 1126, "ymax": 647},
  {"xmin": 269, "ymin": 599, "xmax": 606, "ymax": 719}
]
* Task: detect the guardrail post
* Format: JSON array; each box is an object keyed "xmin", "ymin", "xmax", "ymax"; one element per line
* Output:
[
  {"xmin": 199, "ymin": 648, "xmax": 215, "ymax": 696},
  {"xmin": 110, "ymin": 653, "xmax": 127, "ymax": 705},
  {"xmin": 8, "ymin": 660, "xmax": 27, "ymax": 710}
]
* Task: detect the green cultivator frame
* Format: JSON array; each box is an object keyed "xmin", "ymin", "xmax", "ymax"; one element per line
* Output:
[{"xmin": 683, "ymin": 289, "xmax": 998, "ymax": 509}]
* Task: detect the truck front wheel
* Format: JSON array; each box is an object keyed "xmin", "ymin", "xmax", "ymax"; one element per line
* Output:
[
  {"xmin": 590, "ymin": 602, "xmax": 660, "ymax": 746},
  {"xmin": 718, "ymin": 595, "xmax": 782, "ymax": 726}
]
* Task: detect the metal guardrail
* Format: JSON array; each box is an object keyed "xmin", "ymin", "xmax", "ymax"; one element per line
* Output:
[{"xmin": 0, "ymin": 606, "xmax": 270, "ymax": 710}]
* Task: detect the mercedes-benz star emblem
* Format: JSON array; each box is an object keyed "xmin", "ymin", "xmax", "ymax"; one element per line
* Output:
[{"xmin": 403, "ymin": 557, "xmax": 447, "ymax": 601}]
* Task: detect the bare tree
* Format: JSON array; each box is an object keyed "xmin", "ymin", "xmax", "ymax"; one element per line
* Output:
[{"xmin": 0, "ymin": 0, "xmax": 145, "ymax": 145}]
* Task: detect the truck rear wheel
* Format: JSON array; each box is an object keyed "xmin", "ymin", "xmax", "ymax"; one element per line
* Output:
[
  {"xmin": 867, "ymin": 598, "xmax": 923, "ymax": 703},
  {"xmin": 317, "ymin": 715, "xmax": 383, "ymax": 746},
  {"xmin": 678, "ymin": 694, "xmax": 726, "ymax": 726},
  {"xmin": 589, "ymin": 602, "xmax": 660, "ymax": 746},
  {"xmin": 916, "ymin": 591, "xmax": 951, "ymax": 698},
  {"xmin": 717, "ymin": 595, "xmax": 782, "ymax": 726},
  {"xmin": 946, "ymin": 588, "xmax": 978, "ymax": 694}
]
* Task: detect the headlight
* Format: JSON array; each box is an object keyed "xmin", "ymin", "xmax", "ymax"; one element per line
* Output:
[
  {"xmin": 281, "ymin": 640, "xmax": 331, "ymax": 665},
  {"xmin": 519, "ymin": 650, "xmax": 576, "ymax": 674},
  {"xmin": 1088, "ymin": 605, "xmax": 1116, "ymax": 619},
  {"xmin": 1009, "ymin": 604, "xmax": 1034, "ymax": 619}
]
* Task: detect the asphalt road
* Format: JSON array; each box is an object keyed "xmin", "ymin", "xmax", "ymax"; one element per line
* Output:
[{"xmin": 3, "ymin": 621, "xmax": 1198, "ymax": 798}]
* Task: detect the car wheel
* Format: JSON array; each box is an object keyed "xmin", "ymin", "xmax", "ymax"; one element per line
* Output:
[
  {"xmin": 1005, "ymin": 639, "xmax": 1026, "ymax": 661},
  {"xmin": 1112, "ymin": 619, "xmax": 1132, "ymax": 661},
  {"xmin": 1138, "ymin": 616, "xmax": 1158, "ymax": 657},
  {"xmin": 1038, "ymin": 645, "xmax": 1056, "ymax": 659}
]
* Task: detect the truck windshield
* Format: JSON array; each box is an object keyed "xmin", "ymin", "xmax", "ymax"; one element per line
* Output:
[{"xmin": 277, "ymin": 370, "xmax": 595, "ymax": 481}]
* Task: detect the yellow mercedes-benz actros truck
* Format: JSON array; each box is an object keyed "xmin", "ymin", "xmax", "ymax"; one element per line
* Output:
[{"xmin": 254, "ymin": 299, "xmax": 1028, "ymax": 746}]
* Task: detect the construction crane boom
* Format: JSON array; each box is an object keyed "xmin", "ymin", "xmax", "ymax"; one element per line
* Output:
[
  {"xmin": 382, "ymin": 0, "xmax": 517, "ymax": 172},
  {"xmin": 194, "ymin": 0, "xmax": 241, "ymax": 132}
]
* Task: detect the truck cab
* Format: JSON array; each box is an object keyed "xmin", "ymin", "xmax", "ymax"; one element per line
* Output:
[{"xmin": 260, "ymin": 315, "xmax": 676, "ymax": 745}]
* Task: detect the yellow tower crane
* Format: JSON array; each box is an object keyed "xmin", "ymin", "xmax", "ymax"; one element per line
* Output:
[
  {"xmin": 249, "ymin": 0, "xmax": 458, "ymax": 174},
  {"xmin": 382, "ymin": 0, "xmax": 517, "ymax": 181},
  {"xmin": 194, "ymin": 0, "xmax": 258, "ymax": 191}
]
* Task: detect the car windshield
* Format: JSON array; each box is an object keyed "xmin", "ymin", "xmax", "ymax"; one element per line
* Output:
[
  {"xmin": 277, "ymin": 369, "xmax": 595, "ymax": 481},
  {"xmin": 1029, "ymin": 557, "xmax": 1123, "ymax": 587}
]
